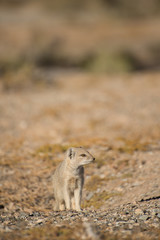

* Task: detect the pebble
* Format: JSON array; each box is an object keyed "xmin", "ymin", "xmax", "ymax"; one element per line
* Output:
[
  {"xmin": 19, "ymin": 212, "xmax": 27, "ymax": 219},
  {"xmin": 157, "ymin": 213, "xmax": 160, "ymax": 219},
  {"xmin": 139, "ymin": 215, "xmax": 149, "ymax": 221},
  {"xmin": 0, "ymin": 201, "xmax": 160, "ymax": 239},
  {"xmin": 86, "ymin": 192, "xmax": 94, "ymax": 201},
  {"xmin": 128, "ymin": 220, "xmax": 135, "ymax": 224},
  {"xmin": 35, "ymin": 219, "xmax": 44, "ymax": 225},
  {"xmin": 128, "ymin": 224, "xmax": 133, "ymax": 229},
  {"xmin": 135, "ymin": 209, "xmax": 143, "ymax": 215},
  {"xmin": 152, "ymin": 223, "xmax": 159, "ymax": 228}
]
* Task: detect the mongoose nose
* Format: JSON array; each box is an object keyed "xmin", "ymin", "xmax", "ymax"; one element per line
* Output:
[{"xmin": 93, "ymin": 157, "xmax": 95, "ymax": 162}]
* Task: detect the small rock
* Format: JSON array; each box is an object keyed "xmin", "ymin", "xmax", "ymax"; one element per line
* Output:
[
  {"xmin": 152, "ymin": 223, "xmax": 159, "ymax": 228},
  {"xmin": 131, "ymin": 205, "xmax": 136, "ymax": 209},
  {"xmin": 125, "ymin": 211, "xmax": 129, "ymax": 215},
  {"xmin": 128, "ymin": 220, "xmax": 135, "ymax": 224},
  {"xmin": 128, "ymin": 224, "xmax": 133, "ymax": 230},
  {"xmin": 19, "ymin": 212, "xmax": 27, "ymax": 219},
  {"xmin": 36, "ymin": 219, "xmax": 44, "ymax": 225},
  {"xmin": 29, "ymin": 213, "xmax": 34, "ymax": 217},
  {"xmin": 32, "ymin": 212, "xmax": 41, "ymax": 217},
  {"xmin": 135, "ymin": 209, "xmax": 143, "ymax": 215},
  {"xmin": 139, "ymin": 215, "xmax": 149, "ymax": 221},
  {"xmin": 151, "ymin": 209, "xmax": 158, "ymax": 216},
  {"xmin": 157, "ymin": 213, "xmax": 160, "ymax": 219},
  {"xmin": 86, "ymin": 192, "xmax": 94, "ymax": 201},
  {"xmin": 154, "ymin": 218, "xmax": 159, "ymax": 223},
  {"xmin": 23, "ymin": 208, "xmax": 33, "ymax": 215}
]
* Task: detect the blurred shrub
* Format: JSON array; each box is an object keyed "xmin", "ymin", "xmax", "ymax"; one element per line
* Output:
[
  {"xmin": 1, "ymin": 0, "xmax": 160, "ymax": 18},
  {"xmin": 0, "ymin": 63, "xmax": 33, "ymax": 91},
  {"xmin": 83, "ymin": 51, "xmax": 134, "ymax": 73},
  {"xmin": 0, "ymin": 59, "xmax": 55, "ymax": 91},
  {"xmin": 0, "ymin": 0, "xmax": 29, "ymax": 7},
  {"xmin": 102, "ymin": 0, "xmax": 160, "ymax": 18},
  {"xmin": 40, "ymin": 0, "xmax": 160, "ymax": 18}
]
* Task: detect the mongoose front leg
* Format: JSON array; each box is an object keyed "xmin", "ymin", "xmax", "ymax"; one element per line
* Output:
[
  {"xmin": 64, "ymin": 186, "xmax": 71, "ymax": 210},
  {"xmin": 74, "ymin": 187, "xmax": 82, "ymax": 211}
]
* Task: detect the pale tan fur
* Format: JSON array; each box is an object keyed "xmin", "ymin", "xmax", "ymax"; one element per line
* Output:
[{"xmin": 52, "ymin": 147, "xmax": 95, "ymax": 211}]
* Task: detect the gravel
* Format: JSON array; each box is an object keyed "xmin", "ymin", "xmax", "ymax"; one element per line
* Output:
[{"xmin": 0, "ymin": 200, "xmax": 160, "ymax": 239}]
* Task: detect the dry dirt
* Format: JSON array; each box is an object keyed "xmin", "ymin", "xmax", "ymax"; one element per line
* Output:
[{"xmin": 0, "ymin": 71, "xmax": 160, "ymax": 239}]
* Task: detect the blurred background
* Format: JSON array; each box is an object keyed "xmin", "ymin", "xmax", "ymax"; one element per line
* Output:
[
  {"xmin": 0, "ymin": 0, "xmax": 160, "ymax": 91},
  {"xmin": 1, "ymin": 3, "xmax": 160, "ymax": 237}
]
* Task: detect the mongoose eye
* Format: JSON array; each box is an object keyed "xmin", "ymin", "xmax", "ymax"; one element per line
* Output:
[{"xmin": 80, "ymin": 154, "xmax": 86, "ymax": 157}]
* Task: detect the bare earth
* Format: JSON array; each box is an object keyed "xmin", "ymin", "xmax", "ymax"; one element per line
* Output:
[{"xmin": 0, "ymin": 72, "xmax": 160, "ymax": 239}]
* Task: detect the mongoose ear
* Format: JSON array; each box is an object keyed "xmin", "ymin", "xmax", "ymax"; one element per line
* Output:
[{"xmin": 67, "ymin": 148, "xmax": 75, "ymax": 159}]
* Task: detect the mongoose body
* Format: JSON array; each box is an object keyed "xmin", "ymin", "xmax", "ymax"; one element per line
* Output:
[{"xmin": 52, "ymin": 147, "xmax": 95, "ymax": 211}]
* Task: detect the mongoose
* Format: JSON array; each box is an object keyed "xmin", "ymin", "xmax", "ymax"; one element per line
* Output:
[{"xmin": 52, "ymin": 147, "xmax": 95, "ymax": 211}]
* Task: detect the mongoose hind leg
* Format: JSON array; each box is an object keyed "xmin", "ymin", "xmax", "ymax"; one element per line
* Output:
[
  {"xmin": 74, "ymin": 188, "xmax": 81, "ymax": 211},
  {"xmin": 64, "ymin": 186, "xmax": 71, "ymax": 210},
  {"xmin": 54, "ymin": 200, "xmax": 59, "ymax": 211}
]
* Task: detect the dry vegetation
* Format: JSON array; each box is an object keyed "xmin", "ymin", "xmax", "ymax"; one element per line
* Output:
[
  {"xmin": 1, "ymin": 73, "xmax": 160, "ymax": 239},
  {"xmin": 0, "ymin": 1, "xmax": 160, "ymax": 240}
]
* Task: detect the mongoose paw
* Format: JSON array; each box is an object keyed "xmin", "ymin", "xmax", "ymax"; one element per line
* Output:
[{"xmin": 75, "ymin": 208, "xmax": 81, "ymax": 211}]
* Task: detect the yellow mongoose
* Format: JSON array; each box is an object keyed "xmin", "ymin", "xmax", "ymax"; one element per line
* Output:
[{"xmin": 52, "ymin": 147, "xmax": 95, "ymax": 211}]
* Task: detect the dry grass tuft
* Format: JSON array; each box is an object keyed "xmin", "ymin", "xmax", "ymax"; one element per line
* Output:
[
  {"xmin": 0, "ymin": 224, "xmax": 79, "ymax": 240},
  {"xmin": 114, "ymin": 138, "xmax": 150, "ymax": 154},
  {"xmin": 85, "ymin": 175, "xmax": 107, "ymax": 192},
  {"xmin": 83, "ymin": 191, "xmax": 120, "ymax": 209}
]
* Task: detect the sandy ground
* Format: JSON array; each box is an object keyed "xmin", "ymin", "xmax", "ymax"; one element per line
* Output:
[{"xmin": 0, "ymin": 71, "xmax": 160, "ymax": 239}]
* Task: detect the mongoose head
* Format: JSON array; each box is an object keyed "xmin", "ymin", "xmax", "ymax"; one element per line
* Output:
[{"xmin": 66, "ymin": 147, "xmax": 95, "ymax": 167}]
